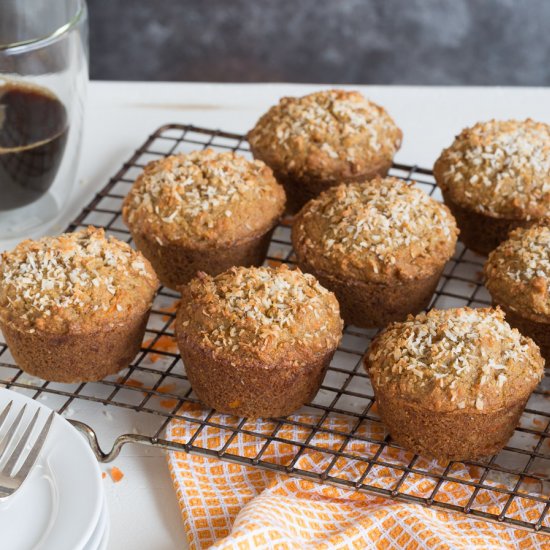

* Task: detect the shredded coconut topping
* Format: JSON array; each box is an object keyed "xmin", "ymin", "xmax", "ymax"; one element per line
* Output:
[
  {"xmin": 0, "ymin": 227, "xmax": 158, "ymax": 329},
  {"xmin": 293, "ymin": 178, "xmax": 458, "ymax": 282},
  {"xmin": 366, "ymin": 307, "xmax": 543, "ymax": 411},
  {"xmin": 123, "ymin": 149, "xmax": 285, "ymax": 245},
  {"xmin": 435, "ymin": 119, "xmax": 550, "ymax": 218},
  {"xmin": 248, "ymin": 89, "xmax": 402, "ymax": 175},
  {"xmin": 485, "ymin": 223, "xmax": 550, "ymax": 317},
  {"xmin": 178, "ymin": 265, "xmax": 342, "ymax": 358}
]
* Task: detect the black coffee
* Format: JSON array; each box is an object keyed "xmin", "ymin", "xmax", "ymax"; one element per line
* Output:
[{"xmin": 0, "ymin": 82, "xmax": 68, "ymax": 211}]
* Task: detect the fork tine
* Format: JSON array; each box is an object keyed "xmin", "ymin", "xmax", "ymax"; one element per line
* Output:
[
  {"xmin": 14, "ymin": 411, "xmax": 55, "ymax": 481},
  {"xmin": 0, "ymin": 401, "xmax": 13, "ymax": 431},
  {"xmin": 2, "ymin": 408, "xmax": 40, "ymax": 477},
  {"xmin": 0, "ymin": 404, "xmax": 26, "ymax": 461}
]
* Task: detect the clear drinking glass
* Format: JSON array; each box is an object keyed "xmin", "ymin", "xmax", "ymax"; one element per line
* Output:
[{"xmin": 0, "ymin": 0, "xmax": 88, "ymax": 238}]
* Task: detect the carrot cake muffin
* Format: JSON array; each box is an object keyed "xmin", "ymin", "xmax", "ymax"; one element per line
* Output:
[
  {"xmin": 0, "ymin": 227, "xmax": 158, "ymax": 382},
  {"xmin": 122, "ymin": 149, "xmax": 286, "ymax": 289},
  {"xmin": 434, "ymin": 119, "xmax": 550, "ymax": 255},
  {"xmin": 485, "ymin": 223, "xmax": 550, "ymax": 362},
  {"xmin": 248, "ymin": 89, "xmax": 402, "ymax": 213},
  {"xmin": 364, "ymin": 307, "xmax": 544, "ymax": 461},
  {"xmin": 176, "ymin": 264, "xmax": 343, "ymax": 418},
  {"xmin": 292, "ymin": 177, "xmax": 458, "ymax": 328}
]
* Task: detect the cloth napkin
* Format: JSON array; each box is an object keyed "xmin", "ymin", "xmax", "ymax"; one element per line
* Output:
[{"xmin": 166, "ymin": 403, "xmax": 549, "ymax": 549}]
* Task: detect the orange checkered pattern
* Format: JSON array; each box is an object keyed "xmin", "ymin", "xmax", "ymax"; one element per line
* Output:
[{"xmin": 166, "ymin": 405, "xmax": 549, "ymax": 549}]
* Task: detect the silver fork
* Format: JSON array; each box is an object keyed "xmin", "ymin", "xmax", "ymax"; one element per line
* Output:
[{"xmin": 0, "ymin": 401, "xmax": 55, "ymax": 498}]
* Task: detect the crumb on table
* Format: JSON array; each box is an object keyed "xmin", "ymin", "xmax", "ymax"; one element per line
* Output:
[{"xmin": 109, "ymin": 466, "xmax": 124, "ymax": 483}]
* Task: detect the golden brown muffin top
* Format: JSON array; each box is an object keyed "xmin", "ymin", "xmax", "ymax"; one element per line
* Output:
[
  {"xmin": 247, "ymin": 89, "xmax": 402, "ymax": 181},
  {"xmin": 485, "ymin": 223, "xmax": 550, "ymax": 320},
  {"xmin": 434, "ymin": 119, "xmax": 550, "ymax": 219},
  {"xmin": 365, "ymin": 307, "xmax": 543, "ymax": 413},
  {"xmin": 177, "ymin": 265, "xmax": 343, "ymax": 365},
  {"xmin": 122, "ymin": 149, "xmax": 285, "ymax": 247},
  {"xmin": 292, "ymin": 178, "xmax": 458, "ymax": 284},
  {"xmin": 0, "ymin": 227, "xmax": 158, "ymax": 334}
]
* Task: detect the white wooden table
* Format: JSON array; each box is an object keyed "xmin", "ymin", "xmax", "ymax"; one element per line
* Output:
[{"xmin": 2, "ymin": 82, "xmax": 550, "ymax": 549}]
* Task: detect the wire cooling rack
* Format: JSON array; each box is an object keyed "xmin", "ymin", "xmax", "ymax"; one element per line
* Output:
[{"xmin": 1, "ymin": 124, "xmax": 550, "ymax": 534}]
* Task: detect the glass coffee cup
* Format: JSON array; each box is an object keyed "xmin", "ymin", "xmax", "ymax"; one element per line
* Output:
[{"xmin": 0, "ymin": 0, "xmax": 88, "ymax": 238}]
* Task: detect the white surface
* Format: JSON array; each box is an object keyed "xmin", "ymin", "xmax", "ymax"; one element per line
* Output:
[
  {"xmin": 2, "ymin": 82, "xmax": 550, "ymax": 549},
  {"xmin": 0, "ymin": 388, "xmax": 103, "ymax": 550}
]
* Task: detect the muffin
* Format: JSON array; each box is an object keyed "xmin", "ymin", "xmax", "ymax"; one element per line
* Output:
[
  {"xmin": 122, "ymin": 149, "xmax": 286, "ymax": 289},
  {"xmin": 176, "ymin": 265, "xmax": 343, "ymax": 418},
  {"xmin": 292, "ymin": 177, "xmax": 458, "ymax": 328},
  {"xmin": 248, "ymin": 89, "xmax": 402, "ymax": 213},
  {"xmin": 434, "ymin": 119, "xmax": 550, "ymax": 255},
  {"xmin": 364, "ymin": 307, "xmax": 544, "ymax": 461},
  {"xmin": 0, "ymin": 227, "xmax": 159, "ymax": 383},
  {"xmin": 484, "ymin": 223, "xmax": 550, "ymax": 362}
]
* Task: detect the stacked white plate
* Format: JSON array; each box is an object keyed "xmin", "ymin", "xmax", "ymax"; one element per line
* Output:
[{"xmin": 0, "ymin": 388, "xmax": 109, "ymax": 550}]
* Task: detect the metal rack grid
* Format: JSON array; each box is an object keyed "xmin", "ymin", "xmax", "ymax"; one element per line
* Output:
[{"xmin": 1, "ymin": 124, "xmax": 550, "ymax": 534}]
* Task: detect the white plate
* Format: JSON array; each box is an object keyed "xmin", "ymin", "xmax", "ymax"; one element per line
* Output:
[
  {"xmin": 84, "ymin": 497, "xmax": 110, "ymax": 550},
  {"xmin": 0, "ymin": 388, "xmax": 104, "ymax": 550},
  {"xmin": 96, "ymin": 518, "xmax": 110, "ymax": 550}
]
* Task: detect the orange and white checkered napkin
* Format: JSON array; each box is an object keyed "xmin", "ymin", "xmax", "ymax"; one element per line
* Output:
[{"xmin": 166, "ymin": 404, "xmax": 549, "ymax": 549}]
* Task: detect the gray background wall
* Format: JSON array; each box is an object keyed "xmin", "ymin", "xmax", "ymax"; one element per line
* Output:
[{"xmin": 88, "ymin": 0, "xmax": 550, "ymax": 85}]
